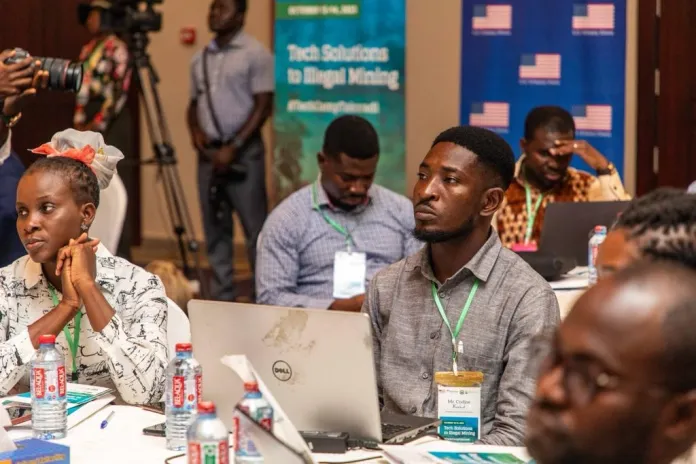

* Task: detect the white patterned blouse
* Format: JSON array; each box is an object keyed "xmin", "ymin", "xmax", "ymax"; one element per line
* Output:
[{"xmin": 0, "ymin": 244, "xmax": 169, "ymax": 404}]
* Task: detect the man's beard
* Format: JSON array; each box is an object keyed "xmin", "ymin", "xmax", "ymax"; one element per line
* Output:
[{"xmin": 413, "ymin": 217, "xmax": 475, "ymax": 243}]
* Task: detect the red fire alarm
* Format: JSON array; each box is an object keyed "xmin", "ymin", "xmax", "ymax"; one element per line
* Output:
[{"xmin": 180, "ymin": 27, "xmax": 197, "ymax": 46}]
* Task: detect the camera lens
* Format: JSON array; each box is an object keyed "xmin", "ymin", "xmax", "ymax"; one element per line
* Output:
[{"xmin": 37, "ymin": 57, "xmax": 83, "ymax": 93}]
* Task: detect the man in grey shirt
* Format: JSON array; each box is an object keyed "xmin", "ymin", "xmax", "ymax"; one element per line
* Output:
[
  {"xmin": 188, "ymin": 0, "xmax": 273, "ymax": 301},
  {"xmin": 364, "ymin": 126, "xmax": 560, "ymax": 445},
  {"xmin": 257, "ymin": 115, "xmax": 422, "ymax": 311}
]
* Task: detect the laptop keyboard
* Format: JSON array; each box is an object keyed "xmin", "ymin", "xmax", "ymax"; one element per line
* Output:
[{"xmin": 381, "ymin": 422, "xmax": 411, "ymax": 438}]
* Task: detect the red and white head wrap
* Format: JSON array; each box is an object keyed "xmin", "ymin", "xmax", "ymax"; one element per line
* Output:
[{"xmin": 30, "ymin": 129, "xmax": 124, "ymax": 189}]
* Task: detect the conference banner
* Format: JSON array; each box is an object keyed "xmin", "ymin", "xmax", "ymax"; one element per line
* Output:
[
  {"xmin": 273, "ymin": 0, "xmax": 406, "ymax": 201},
  {"xmin": 461, "ymin": 1, "xmax": 627, "ymax": 175}
]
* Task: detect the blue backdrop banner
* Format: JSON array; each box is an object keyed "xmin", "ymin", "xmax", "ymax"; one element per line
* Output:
[
  {"xmin": 461, "ymin": 1, "xmax": 627, "ymax": 175},
  {"xmin": 274, "ymin": 0, "xmax": 406, "ymax": 201}
]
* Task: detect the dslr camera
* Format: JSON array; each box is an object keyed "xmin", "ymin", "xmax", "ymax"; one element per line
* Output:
[{"xmin": 3, "ymin": 49, "xmax": 83, "ymax": 93}]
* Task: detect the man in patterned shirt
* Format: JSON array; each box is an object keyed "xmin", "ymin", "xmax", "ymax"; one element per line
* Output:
[
  {"xmin": 496, "ymin": 106, "xmax": 631, "ymax": 249},
  {"xmin": 256, "ymin": 115, "xmax": 422, "ymax": 312}
]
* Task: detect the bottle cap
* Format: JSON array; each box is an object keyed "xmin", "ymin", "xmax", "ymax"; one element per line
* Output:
[
  {"xmin": 198, "ymin": 401, "xmax": 215, "ymax": 414},
  {"xmin": 243, "ymin": 382, "xmax": 260, "ymax": 392},
  {"xmin": 594, "ymin": 225, "xmax": 607, "ymax": 234},
  {"xmin": 175, "ymin": 343, "xmax": 193, "ymax": 353},
  {"xmin": 38, "ymin": 334, "xmax": 56, "ymax": 344}
]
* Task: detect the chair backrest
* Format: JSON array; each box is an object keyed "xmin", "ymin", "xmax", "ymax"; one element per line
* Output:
[
  {"xmin": 166, "ymin": 297, "xmax": 191, "ymax": 358},
  {"xmin": 91, "ymin": 172, "xmax": 128, "ymax": 254}
]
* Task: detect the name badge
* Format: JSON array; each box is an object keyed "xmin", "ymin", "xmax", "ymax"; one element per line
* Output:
[
  {"xmin": 435, "ymin": 371, "xmax": 484, "ymax": 443},
  {"xmin": 333, "ymin": 251, "xmax": 367, "ymax": 299}
]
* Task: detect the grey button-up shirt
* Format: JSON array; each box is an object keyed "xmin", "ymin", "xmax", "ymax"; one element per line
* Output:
[
  {"xmin": 363, "ymin": 230, "xmax": 560, "ymax": 446},
  {"xmin": 190, "ymin": 31, "xmax": 274, "ymax": 140},
  {"xmin": 257, "ymin": 183, "xmax": 423, "ymax": 309}
]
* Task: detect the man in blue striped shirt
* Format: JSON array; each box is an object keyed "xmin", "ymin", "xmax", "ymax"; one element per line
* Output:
[{"xmin": 256, "ymin": 115, "xmax": 422, "ymax": 311}]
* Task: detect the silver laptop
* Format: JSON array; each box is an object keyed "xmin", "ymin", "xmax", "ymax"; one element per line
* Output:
[{"xmin": 188, "ymin": 300, "xmax": 438, "ymax": 443}]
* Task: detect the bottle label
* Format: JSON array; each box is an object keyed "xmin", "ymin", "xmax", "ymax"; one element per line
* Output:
[
  {"xmin": 33, "ymin": 366, "xmax": 66, "ymax": 402},
  {"xmin": 188, "ymin": 440, "xmax": 229, "ymax": 464},
  {"xmin": 172, "ymin": 375, "xmax": 200, "ymax": 411},
  {"xmin": 234, "ymin": 403, "xmax": 273, "ymax": 459}
]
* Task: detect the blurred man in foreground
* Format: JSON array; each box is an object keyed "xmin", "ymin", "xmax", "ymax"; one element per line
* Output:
[{"xmin": 527, "ymin": 262, "xmax": 696, "ymax": 464}]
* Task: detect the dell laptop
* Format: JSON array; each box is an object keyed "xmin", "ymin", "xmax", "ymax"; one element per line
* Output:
[{"xmin": 188, "ymin": 300, "xmax": 439, "ymax": 444}]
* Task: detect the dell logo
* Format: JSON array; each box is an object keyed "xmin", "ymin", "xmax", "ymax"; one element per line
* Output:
[{"xmin": 272, "ymin": 360, "xmax": 292, "ymax": 382}]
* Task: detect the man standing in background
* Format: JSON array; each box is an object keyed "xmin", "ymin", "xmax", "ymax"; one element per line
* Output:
[{"xmin": 188, "ymin": 0, "xmax": 274, "ymax": 301}]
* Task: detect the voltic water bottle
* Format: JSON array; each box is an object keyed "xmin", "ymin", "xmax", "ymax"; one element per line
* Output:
[
  {"xmin": 187, "ymin": 401, "xmax": 229, "ymax": 464},
  {"xmin": 166, "ymin": 343, "xmax": 203, "ymax": 451},
  {"xmin": 31, "ymin": 334, "xmax": 67, "ymax": 440},
  {"xmin": 234, "ymin": 382, "xmax": 274, "ymax": 463},
  {"xmin": 588, "ymin": 225, "xmax": 608, "ymax": 286}
]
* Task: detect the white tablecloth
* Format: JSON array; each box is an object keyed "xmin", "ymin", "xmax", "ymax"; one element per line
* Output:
[{"xmin": 7, "ymin": 405, "xmax": 530, "ymax": 463}]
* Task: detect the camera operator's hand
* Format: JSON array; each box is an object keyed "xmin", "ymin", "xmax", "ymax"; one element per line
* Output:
[
  {"xmin": 213, "ymin": 144, "xmax": 237, "ymax": 173},
  {"xmin": 3, "ymin": 67, "xmax": 48, "ymax": 117},
  {"xmin": 0, "ymin": 50, "xmax": 48, "ymax": 117},
  {"xmin": 0, "ymin": 50, "xmax": 36, "ymax": 98}
]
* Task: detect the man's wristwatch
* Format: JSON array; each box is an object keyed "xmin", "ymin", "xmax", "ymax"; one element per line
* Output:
[{"xmin": 596, "ymin": 162, "xmax": 616, "ymax": 176}]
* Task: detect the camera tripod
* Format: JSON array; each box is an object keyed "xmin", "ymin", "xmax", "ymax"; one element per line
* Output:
[{"xmin": 126, "ymin": 31, "xmax": 208, "ymax": 298}]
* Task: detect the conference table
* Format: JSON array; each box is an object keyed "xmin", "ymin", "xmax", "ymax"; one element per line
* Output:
[
  {"xmin": 3, "ymin": 269, "xmax": 586, "ymax": 463},
  {"xmin": 7, "ymin": 404, "xmax": 530, "ymax": 463},
  {"xmin": 550, "ymin": 266, "xmax": 588, "ymax": 319}
]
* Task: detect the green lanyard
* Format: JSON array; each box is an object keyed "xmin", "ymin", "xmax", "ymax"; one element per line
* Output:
[
  {"xmin": 312, "ymin": 182, "xmax": 354, "ymax": 250},
  {"xmin": 48, "ymin": 285, "xmax": 82, "ymax": 382},
  {"xmin": 524, "ymin": 183, "xmax": 544, "ymax": 244},
  {"xmin": 431, "ymin": 279, "xmax": 480, "ymax": 375}
]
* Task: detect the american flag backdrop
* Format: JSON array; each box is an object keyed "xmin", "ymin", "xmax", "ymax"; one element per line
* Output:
[
  {"xmin": 572, "ymin": 105, "xmax": 612, "ymax": 131},
  {"xmin": 469, "ymin": 102, "xmax": 510, "ymax": 128},
  {"xmin": 572, "ymin": 4, "xmax": 615, "ymax": 30},
  {"xmin": 519, "ymin": 54, "xmax": 561, "ymax": 80},
  {"xmin": 472, "ymin": 5, "xmax": 512, "ymax": 30},
  {"xmin": 460, "ymin": 1, "xmax": 627, "ymax": 175}
]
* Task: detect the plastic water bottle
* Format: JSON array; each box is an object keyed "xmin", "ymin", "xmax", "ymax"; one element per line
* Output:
[
  {"xmin": 187, "ymin": 401, "xmax": 229, "ymax": 464},
  {"xmin": 234, "ymin": 382, "xmax": 274, "ymax": 463},
  {"xmin": 588, "ymin": 225, "xmax": 607, "ymax": 286},
  {"xmin": 166, "ymin": 343, "xmax": 203, "ymax": 451},
  {"xmin": 31, "ymin": 334, "xmax": 67, "ymax": 440}
]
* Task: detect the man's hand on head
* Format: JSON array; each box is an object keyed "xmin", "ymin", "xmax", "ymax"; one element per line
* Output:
[{"xmin": 550, "ymin": 139, "xmax": 610, "ymax": 172}]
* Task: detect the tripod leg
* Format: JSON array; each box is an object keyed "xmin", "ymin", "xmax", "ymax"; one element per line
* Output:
[{"xmin": 131, "ymin": 45, "xmax": 209, "ymax": 299}]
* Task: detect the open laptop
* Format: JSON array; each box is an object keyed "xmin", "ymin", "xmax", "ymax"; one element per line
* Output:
[
  {"xmin": 539, "ymin": 201, "xmax": 629, "ymax": 266},
  {"xmin": 517, "ymin": 201, "xmax": 629, "ymax": 279},
  {"xmin": 188, "ymin": 300, "xmax": 439, "ymax": 444}
]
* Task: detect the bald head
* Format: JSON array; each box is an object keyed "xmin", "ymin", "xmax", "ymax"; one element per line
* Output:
[
  {"xmin": 571, "ymin": 261, "xmax": 696, "ymax": 388},
  {"xmin": 527, "ymin": 261, "xmax": 696, "ymax": 464}
]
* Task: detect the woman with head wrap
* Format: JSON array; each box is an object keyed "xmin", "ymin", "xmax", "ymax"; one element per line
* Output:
[{"xmin": 0, "ymin": 129, "xmax": 168, "ymax": 404}]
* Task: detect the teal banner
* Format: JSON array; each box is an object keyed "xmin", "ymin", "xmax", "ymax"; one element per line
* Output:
[{"xmin": 273, "ymin": 0, "xmax": 406, "ymax": 201}]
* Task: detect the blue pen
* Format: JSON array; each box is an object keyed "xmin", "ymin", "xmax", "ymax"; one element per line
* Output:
[{"xmin": 100, "ymin": 411, "xmax": 115, "ymax": 429}]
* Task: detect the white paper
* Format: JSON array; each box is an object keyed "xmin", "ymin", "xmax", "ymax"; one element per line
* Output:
[
  {"xmin": 0, "ymin": 407, "xmax": 16, "ymax": 453},
  {"xmin": 333, "ymin": 251, "xmax": 367, "ymax": 298},
  {"xmin": 549, "ymin": 267, "xmax": 589, "ymax": 290},
  {"xmin": 220, "ymin": 355, "xmax": 316, "ymax": 464}
]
